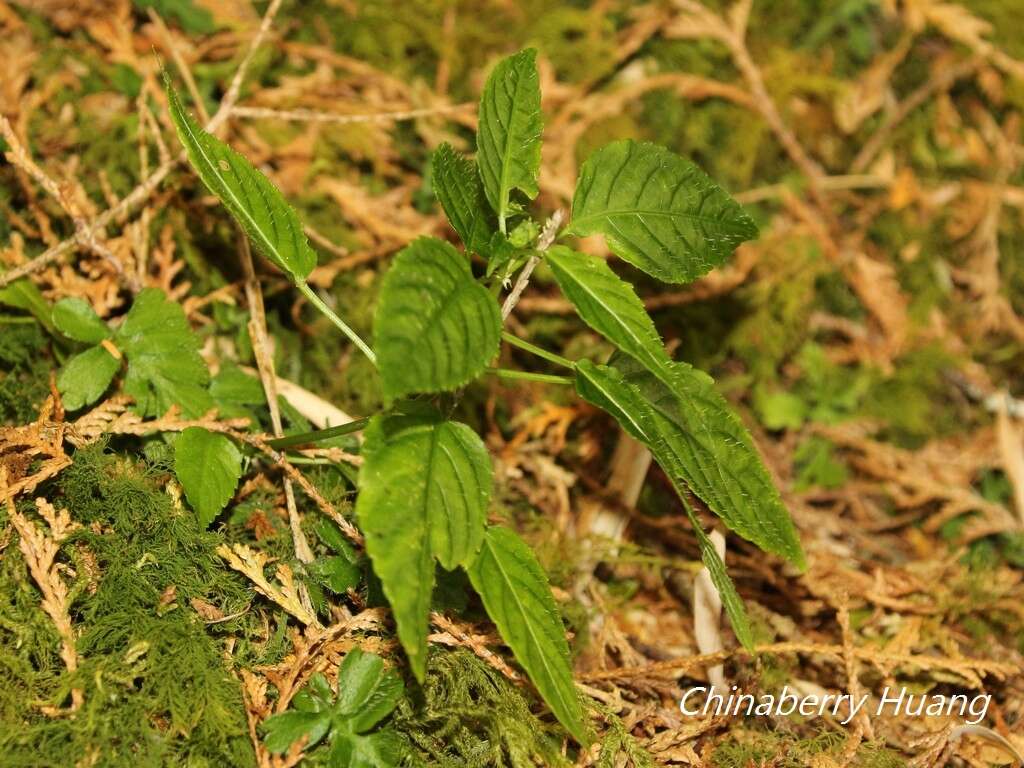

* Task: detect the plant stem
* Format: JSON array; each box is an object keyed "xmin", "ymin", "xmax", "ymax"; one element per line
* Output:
[
  {"xmin": 296, "ymin": 281, "xmax": 377, "ymax": 366},
  {"xmin": 267, "ymin": 417, "xmax": 370, "ymax": 450},
  {"xmin": 486, "ymin": 368, "xmax": 573, "ymax": 386},
  {"xmin": 501, "ymin": 331, "xmax": 574, "ymax": 370}
]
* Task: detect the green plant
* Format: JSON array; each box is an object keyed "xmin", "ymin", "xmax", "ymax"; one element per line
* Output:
[
  {"xmin": 153, "ymin": 46, "xmax": 805, "ymax": 746},
  {"xmin": 262, "ymin": 649, "xmax": 405, "ymax": 767}
]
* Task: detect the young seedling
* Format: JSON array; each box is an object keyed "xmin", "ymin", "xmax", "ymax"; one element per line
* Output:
[{"xmin": 161, "ymin": 47, "xmax": 806, "ymax": 746}]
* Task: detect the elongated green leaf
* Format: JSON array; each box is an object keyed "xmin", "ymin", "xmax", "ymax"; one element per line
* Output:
[
  {"xmin": 467, "ymin": 526, "xmax": 589, "ymax": 745},
  {"xmin": 374, "ymin": 237, "xmax": 501, "ymax": 399},
  {"xmin": 568, "ymin": 140, "xmax": 757, "ymax": 284},
  {"xmin": 476, "ymin": 49, "xmax": 542, "ymax": 229},
  {"xmin": 546, "ymin": 246, "xmax": 670, "ymax": 376},
  {"xmin": 433, "ymin": 143, "xmax": 495, "ymax": 255},
  {"xmin": 356, "ymin": 409, "xmax": 492, "ymax": 680},
  {"xmin": 52, "ymin": 297, "xmax": 110, "ymax": 344},
  {"xmin": 174, "ymin": 426, "xmax": 242, "ymax": 527},
  {"xmin": 575, "ymin": 359, "xmax": 805, "ymax": 572},
  {"xmin": 165, "ymin": 80, "xmax": 316, "ymax": 282},
  {"xmin": 684, "ymin": 504, "xmax": 755, "ymax": 651},
  {"xmin": 57, "ymin": 344, "xmax": 120, "ymax": 411}
]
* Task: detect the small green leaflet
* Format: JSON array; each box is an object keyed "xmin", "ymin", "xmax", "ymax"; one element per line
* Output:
[
  {"xmin": 574, "ymin": 358, "xmax": 805, "ymax": 572},
  {"xmin": 545, "ymin": 246, "xmax": 670, "ymax": 377},
  {"xmin": 374, "ymin": 237, "xmax": 501, "ymax": 400},
  {"xmin": 432, "ymin": 143, "xmax": 495, "ymax": 255},
  {"xmin": 165, "ymin": 79, "xmax": 317, "ymax": 282},
  {"xmin": 174, "ymin": 427, "xmax": 242, "ymax": 528},
  {"xmin": 568, "ymin": 140, "xmax": 758, "ymax": 284},
  {"xmin": 116, "ymin": 288, "xmax": 213, "ymax": 417},
  {"xmin": 57, "ymin": 345, "xmax": 120, "ymax": 411},
  {"xmin": 476, "ymin": 49, "xmax": 543, "ymax": 231},
  {"xmin": 262, "ymin": 650, "xmax": 405, "ymax": 767},
  {"xmin": 52, "ymin": 297, "xmax": 111, "ymax": 344},
  {"xmin": 355, "ymin": 408, "xmax": 492, "ymax": 680},
  {"xmin": 467, "ymin": 526, "xmax": 590, "ymax": 745}
]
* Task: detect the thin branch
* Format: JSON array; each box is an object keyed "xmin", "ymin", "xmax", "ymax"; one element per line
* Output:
[
  {"xmin": 230, "ymin": 102, "xmax": 474, "ymax": 125},
  {"xmin": 500, "ymin": 210, "xmax": 563, "ymax": 321}
]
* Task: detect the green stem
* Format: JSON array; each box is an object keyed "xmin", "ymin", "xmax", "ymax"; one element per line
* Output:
[
  {"xmin": 296, "ymin": 281, "xmax": 377, "ymax": 366},
  {"xmin": 267, "ymin": 417, "xmax": 370, "ymax": 450},
  {"xmin": 501, "ymin": 331, "xmax": 574, "ymax": 370},
  {"xmin": 486, "ymin": 368, "xmax": 573, "ymax": 386}
]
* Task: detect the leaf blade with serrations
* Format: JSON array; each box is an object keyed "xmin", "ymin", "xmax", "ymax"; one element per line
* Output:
[
  {"xmin": 165, "ymin": 79, "xmax": 316, "ymax": 282},
  {"xmin": 568, "ymin": 140, "xmax": 757, "ymax": 284},
  {"xmin": 575, "ymin": 358, "xmax": 805, "ymax": 572},
  {"xmin": 467, "ymin": 525, "xmax": 590, "ymax": 745},
  {"xmin": 433, "ymin": 143, "xmax": 496, "ymax": 256},
  {"xmin": 374, "ymin": 237, "xmax": 501, "ymax": 400},
  {"xmin": 174, "ymin": 426, "xmax": 242, "ymax": 528},
  {"xmin": 476, "ymin": 49, "xmax": 542, "ymax": 231},
  {"xmin": 56, "ymin": 345, "xmax": 120, "ymax": 411},
  {"xmin": 355, "ymin": 409, "xmax": 492, "ymax": 680},
  {"xmin": 546, "ymin": 246, "xmax": 670, "ymax": 376}
]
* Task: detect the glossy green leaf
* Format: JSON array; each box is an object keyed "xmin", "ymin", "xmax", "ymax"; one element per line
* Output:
[
  {"xmin": 174, "ymin": 427, "xmax": 242, "ymax": 528},
  {"xmin": 476, "ymin": 49, "xmax": 542, "ymax": 230},
  {"xmin": 52, "ymin": 297, "xmax": 110, "ymax": 344},
  {"xmin": 545, "ymin": 246, "xmax": 670, "ymax": 376},
  {"xmin": 56, "ymin": 345, "xmax": 120, "ymax": 411},
  {"xmin": 467, "ymin": 526, "xmax": 589, "ymax": 745},
  {"xmin": 166, "ymin": 80, "xmax": 316, "ymax": 282},
  {"xmin": 574, "ymin": 358, "xmax": 805, "ymax": 573},
  {"xmin": 568, "ymin": 140, "xmax": 758, "ymax": 284},
  {"xmin": 115, "ymin": 288, "xmax": 212, "ymax": 417},
  {"xmin": 374, "ymin": 237, "xmax": 501, "ymax": 400},
  {"xmin": 432, "ymin": 143, "xmax": 495, "ymax": 255},
  {"xmin": 356, "ymin": 409, "xmax": 492, "ymax": 680}
]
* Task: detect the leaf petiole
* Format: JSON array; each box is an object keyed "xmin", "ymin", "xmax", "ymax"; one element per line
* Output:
[
  {"xmin": 296, "ymin": 281, "xmax": 377, "ymax": 366},
  {"xmin": 501, "ymin": 331, "xmax": 574, "ymax": 370},
  {"xmin": 267, "ymin": 417, "xmax": 370, "ymax": 450},
  {"xmin": 485, "ymin": 368, "xmax": 572, "ymax": 386}
]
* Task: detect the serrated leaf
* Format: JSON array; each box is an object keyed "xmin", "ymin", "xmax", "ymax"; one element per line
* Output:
[
  {"xmin": 476, "ymin": 49, "xmax": 543, "ymax": 230},
  {"xmin": 356, "ymin": 409, "xmax": 492, "ymax": 680},
  {"xmin": 685, "ymin": 505, "xmax": 755, "ymax": 651},
  {"xmin": 568, "ymin": 140, "xmax": 758, "ymax": 284},
  {"xmin": 467, "ymin": 526, "xmax": 589, "ymax": 745},
  {"xmin": 574, "ymin": 358, "xmax": 805, "ymax": 573},
  {"xmin": 432, "ymin": 143, "xmax": 495, "ymax": 255},
  {"xmin": 545, "ymin": 246, "xmax": 670, "ymax": 376},
  {"xmin": 115, "ymin": 288, "xmax": 213, "ymax": 417},
  {"xmin": 166, "ymin": 80, "xmax": 316, "ymax": 282},
  {"xmin": 56, "ymin": 345, "xmax": 120, "ymax": 411},
  {"xmin": 374, "ymin": 237, "xmax": 501, "ymax": 400},
  {"xmin": 337, "ymin": 649, "xmax": 404, "ymax": 733},
  {"xmin": 174, "ymin": 427, "xmax": 242, "ymax": 527},
  {"xmin": 52, "ymin": 297, "xmax": 110, "ymax": 344}
]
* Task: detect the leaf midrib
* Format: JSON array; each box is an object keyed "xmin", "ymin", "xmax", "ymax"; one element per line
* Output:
[
  {"xmin": 174, "ymin": 102, "xmax": 291, "ymax": 278},
  {"xmin": 483, "ymin": 534, "xmax": 575, "ymax": 723}
]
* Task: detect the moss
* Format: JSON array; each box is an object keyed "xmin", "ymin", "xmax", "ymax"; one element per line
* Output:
[
  {"xmin": 0, "ymin": 448, "xmax": 257, "ymax": 766},
  {"xmin": 394, "ymin": 649, "xmax": 569, "ymax": 768},
  {"xmin": 0, "ymin": 323, "xmax": 52, "ymax": 425},
  {"xmin": 711, "ymin": 728, "xmax": 906, "ymax": 767}
]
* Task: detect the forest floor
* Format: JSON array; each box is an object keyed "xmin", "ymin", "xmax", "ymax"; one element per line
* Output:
[{"xmin": 1, "ymin": 0, "xmax": 1023, "ymax": 766}]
